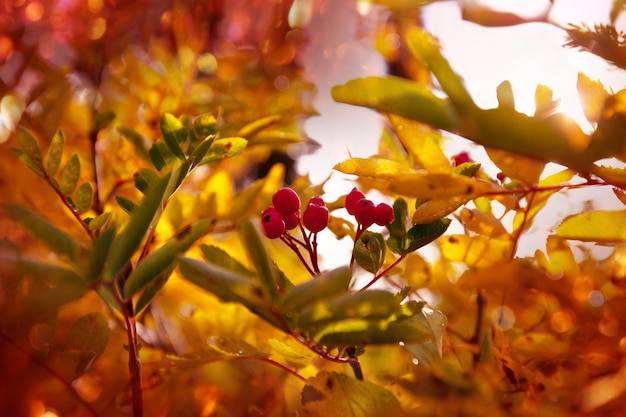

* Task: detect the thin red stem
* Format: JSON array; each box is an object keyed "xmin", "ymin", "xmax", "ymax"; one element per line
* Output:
[{"xmin": 359, "ymin": 253, "xmax": 407, "ymax": 291}]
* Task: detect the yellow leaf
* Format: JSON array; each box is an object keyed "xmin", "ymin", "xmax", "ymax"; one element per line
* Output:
[
  {"xmin": 388, "ymin": 114, "xmax": 451, "ymax": 173},
  {"xmin": 391, "ymin": 172, "xmax": 497, "ymax": 200},
  {"xmin": 334, "ymin": 157, "xmax": 416, "ymax": 179},
  {"xmin": 536, "ymin": 236, "xmax": 580, "ymax": 277},
  {"xmin": 412, "ymin": 195, "xmax": 472, "ymax": 224},
  {"xmin": 440, "ymin": 235, "xmax": 512, "ymax": 268},
  {"xmin": 486, "ymin": 147, "xmax": 545, "ymax": 184},
  {"xmin": 458, "ymin": 208, "xmax": 509, "ymax": 238},
  {"xmin": 577, "ymin": 72, "xmax": 608, "ymax": 124},
  {"xmin": 556, "ymin": 209, "xmax": 626, "ymax": 243}
]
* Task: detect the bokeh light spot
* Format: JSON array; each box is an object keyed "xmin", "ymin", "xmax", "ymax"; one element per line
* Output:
[
  {"xmin": 0, "ymin": 35, "xmax": 14, "ymax": 62},
  {"xmin": 588, "ymin": 290, "xmax": 604, "ymax": 307},
  {"xmin": 274, "ymin": 75, "xmax": 290, "ymax": 91},
  {"xmin": 88, "ymin": 17, "xmax": 107, "ymax": 40},
  {"xmin": 550, "ymin": 310, "xmax": 575, "ymax": 333},
  {"xmin": 491, "ymin": 305, "xmax": 515, "ymax": 330},
  {"xmin": 25, "ymin": 1, "xmax": 44, "ymax": 22},
  {"xmin": 197, "ymin": 53, "xmax": 218, "ymax": 75}
]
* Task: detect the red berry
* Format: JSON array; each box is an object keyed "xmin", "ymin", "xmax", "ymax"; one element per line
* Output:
[
  {"xmin": 354, "ymin": 199, "xmax": 376, "ymax": 228},
  {"xmin": 272, "ymin": 187, "xmax": 301, "ymax": 216},
  {"xmin": 374, "ymin": 203, "xmax": 394, "ymax": 226},
  {"xmin": 282, "ymin": 210, "xmax": 300, "ymax": 230},
  {"xmin": 261, "ymin": 207, "xmax": 286, "ymax": 239},
  {"xmin": 452, "ymin": 151, "xmax": 473, "ymax": 166},
  {"xmin": 303, "ymin": 203, "xmax": 329, "ymax": 233},
  {"xmin": 345, "ymin": 187, "xmax": 365, "ymax": 215},
  {"xmin": 308, "ymin": 196, "xmax": 325, "ymax": 206}
]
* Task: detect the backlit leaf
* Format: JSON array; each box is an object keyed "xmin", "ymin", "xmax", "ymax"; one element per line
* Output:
[
  {"xmin": 237, "ymin": 114, "xmax": 281, "ymax": 138},
  {"xmin": 331, "ymin": 76, "xmax": 456, "ymax": 131},
  {"xmin": 392, "ymin": 171, "xmax": 497, "ymax": 200},
  {"xmin": 5, "ymin": 204, "xmax": 82, "ymax": 263},
  {"xmin": 268, "ymin": 338, "xmax": 310, "ymax": 365},
  {"xmin": 354, "ymin": 232, "xmax": 386, "ymax": 274},
  {"xmin": 458, "ymin": 208, "xmax": 509, "ymax": 239},
  {"xmin": 388, "ymin": 114, "xmax": 452, "ymax": 173},
  {"xmin": 160, "ymin": 113, "xmax": 187, "ymax": 160},
  {"xmin": 301, "ymin": 372, "xmax": 402, "ymax": 417},
  {"xmin": 202, "ymin": 137, "xmax": 247, "ymax": 162},
  {"xmin": 74, "ymin": 182, "xmax": 93, "ymax": 214},
  {"xmin": 104, "ymin": 173, "xmax": 171, "ymax": 281},
  {"xmin": 177, "ymin": 256, "xmax": 270, "ymax": 310},
  {"xmin": 115, "ymin": 196, "xmax": 137, "ymax": 214},
  {"xmin": 15, "ymin": 126, "xmax": 43, "ymax": 166},
  {"xmin": 60, "ymin": 154, "xmax": 81, "ymax": 195},
  {"xmin": 11, "ymin": 148, "xmax": 45, "ymax": 177},
  {"xmin": 486, "ymin": 148, "xmax": 545, "ymax": 184},
  {"xmin": 577, "ymin": 72, "xmax": 608, "ymax": 124},
  {"xmin": 440, "ymin": 235, "xmax": 513, "ymax": 268},
  {"xmin": 60, "ymin": 313, "xmax": 109, "ymax": 378},
  {"xmin": 334, "ymin": 157, "xmax": 416, "ymax": 179},
  {"xmin": 403, "ymin": 307, "xmax": 446, "ymax": 366},
  {"xmin": 190, "ymin": 135, "xmax": 217, "ymax": 167},
  {"xmin": 534, "ymin": 84, "xmax": 559, "ymax": 118},
  {"xmin": 200, "ymin": 245, "xmax": 255, "ymax": 277},
  {"xmin": 46, "ymin": 129, "xmax": 65, "ymax": 176},
  {"xmin": 192, "ymin": 113, "xmax": 218, "ymax": 142},
  {"xmin": 123, "ymin": 220, "xmax": 212, "ymax": 298},
  {"xmin": 117, "ymin": 126, "xmax": 151, "ymax": 162},
  {"xmin": 279, "ymin": 266, "xmax": 352, "ymax": 313},
  {"xmin": 240, "ymin": 221, "xmax": 280, "ymax": 301},
  {"xmin": 87, "ymin": 212, "xmax": 111, "ymax": 231},
  {"xmin": 556, "ymin": 210, "xmax": 626, "ymax": 243}
]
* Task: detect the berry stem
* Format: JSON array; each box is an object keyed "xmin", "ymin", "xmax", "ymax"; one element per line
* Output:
[
  {"xmin": 280, "ymin": 235, "xmax": 316, "ymax": 277},
  {"xmin": 359, "ymin": 253, "xmax": 407, "ymax": 291}
]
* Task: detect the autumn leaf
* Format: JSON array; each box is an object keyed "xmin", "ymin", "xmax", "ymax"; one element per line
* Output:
[{"xmin": 556, "ymin": 209, "xmax": 626, "ymax": 243}]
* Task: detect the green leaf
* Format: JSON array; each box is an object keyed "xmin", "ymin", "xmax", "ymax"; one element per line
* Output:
[
  {"xmin": 403, "ymin": 308, "xmax": 447, "ymax": 366},
  {"xmin": 192, "ymin": 113, "xmax": 218, "ymax": 142},
  {"xmin": 160, "ymin": 113, "xmax": 187, "ymax": 160},
  {"xmin": 60, "ymin": 154, "xmax": 81, "ymax": 195},
  {"xmin": 11, "ymin": 148, "xmax": 45, "ymax": 177},
  {"xmin": 60, "ymin": 313, "xmax": 109, "ymax": 379},
  {"xmin": 296, "ymin": 290, "xmax": 400, "ymax": 331},
  {"xmin": 134, "ymin": 168, "xmax": 160, "ymax": 194},
  {"xmin": 386, "ymin": 198, "xmax": 410, "ymax": 254},
  {"xmin": 134, "ymin": 265, "xmax": 174, "ymax": 314},
  {"xmin": 236, "ymin": 115, "xmax": 281, "ymax": 138},
  {"xmin": 87, "ymin": 212, "xmax": 111, "ymax": 231},
  {"xmin": 190, "ymin": 134, "xmax": 217, "ymax": 167},
  {"xmin": 117, "ymin": 126, "xmax": 151, "ymax": 162},
  {"xmin": 354, "ymin": 232, "xmax": 386, "ymax": 274},
  {"xmin": 123, "ymin": 220, "xmax": 212, "ymax": 298},
  {"xmin": 404, "ymin": 218, "xmax": 451, "ymax": 254},
  {"xmin": 240, "ymin": 221, "xmax": 280, "ymax": 302},
  {"xmin": 92, "ymin": 110, "xmax": 115, "ymax": 133},
  {"xmin": 46, "ymin": 129, "xmax": 65, "ymax": 176},
  {"xmin": 301, "ymin": 371, "xmax": 403, "ymax": 417},
  {"xmin": 177, "ymin": 256, "xmax": 270, "ymax": 310},
  {"xmin": 149, "ymin": 141, "xmax": 170, "ymax": 171},
  {"xmin": 104, "ymin": 173, "xmax": 171, "ymax": 281},
  {"xmin": 74, "ymin": 182, "xmax": 93, "ymax": 214},
  {"xmin": 202, "ymin": 137, "xmax": 247, "ymax": 163},
  {"xmin": 405, "ymin": 27, "xmax": 476, "ymax": 111},
  {"xmin": 15, "ymin": 126, "xmax": 43, "ymax": 166},
  {"xmin": 83, "ymin": 225, "xmax": 115, "ymax": 282},
  {"xmin": 279, "ymin": 266, "xmax": 352, "ymax": 313},
  {"xmin": 199, "ymin": 245, "xmax": 255, "ymax": 277},
  {"xmin": 556, "ymin": 210, "xmax": 626, "ymax": 243},
  {"xmin": 331, "ymin": 76, "xmax": 456, "ymax": 131},
  {"xmin": 5, "ymin": 204, "xmax": 82, "ymax": 263},
  {"xmin": 115, "ymin": 196, "xmax": 138, "ymax": 214}
]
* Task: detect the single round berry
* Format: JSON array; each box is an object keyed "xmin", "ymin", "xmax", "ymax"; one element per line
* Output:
[
  {"xmin": 345, "ymin": 187, "xmax": 365, "ymax": 215},
  {"xmin": 452, "ymin": 151, "xmax": 473, "ymax": 166},
  {"xmin": 354, "ymin": 198, "xmax": 376, "ymax": 228},
  {"xmin": 261, "ymin": 207, "xmax": 286, "ymax": 239},
  {"xmin": 303, "ymin": 203, "xmax": 329, "ymax": 233},
  {"xmin": 308, "ymin": 196, "xmax": 325, "ymax": 206},
  {"xmin": 374, "ymin": 202, "xmax": 395, "ymax": 226},
  {"xmin": 272, "ymin": 187, "xmax": 301, "ymax": 216},
  {"xmin": 282, "ymin": 210, "xmax": 300, "ymax": 230}
]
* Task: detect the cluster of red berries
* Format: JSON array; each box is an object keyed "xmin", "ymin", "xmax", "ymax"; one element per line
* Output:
[
  {"xmin": 345, "ymin": 187, "xmax": 394, "ymax": 229},
  {"xmin": 261, "ymin": 187, "xmax": 329, "ymax": 239}
]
